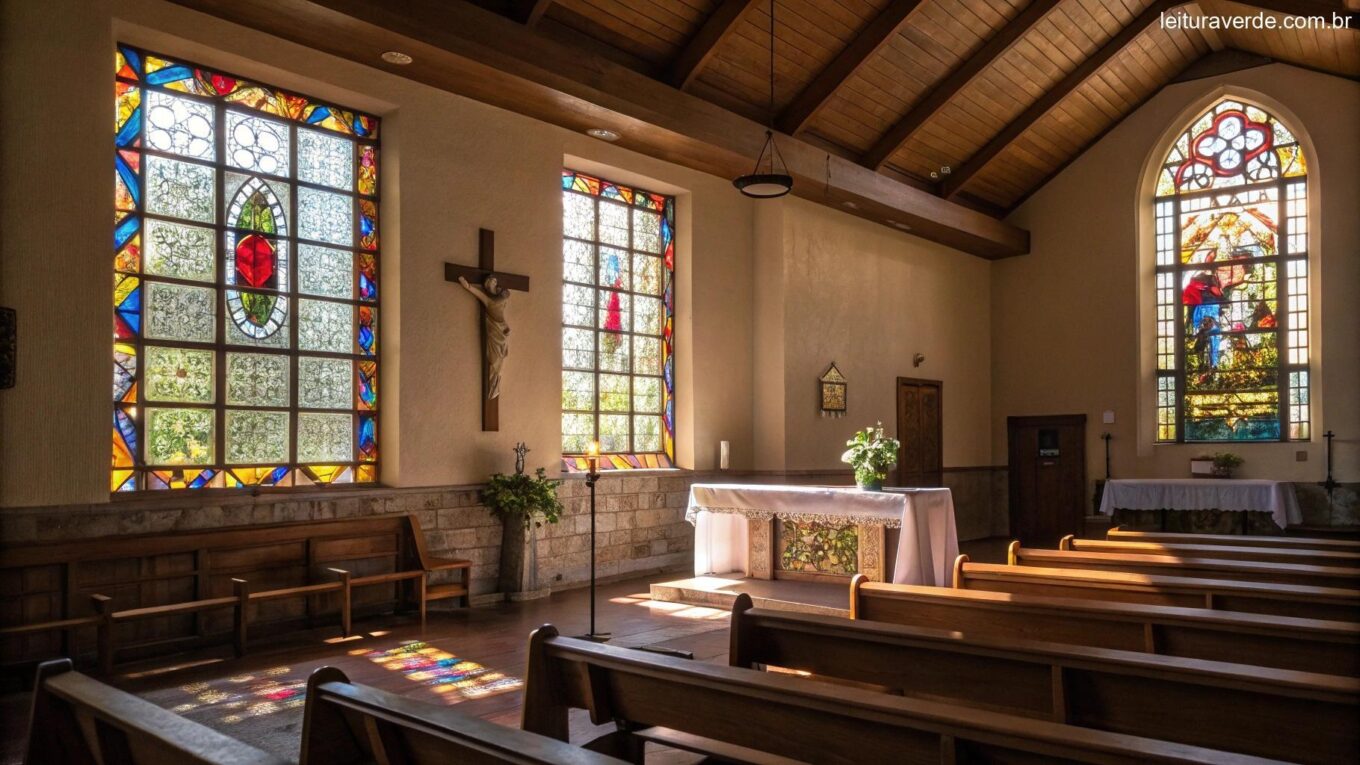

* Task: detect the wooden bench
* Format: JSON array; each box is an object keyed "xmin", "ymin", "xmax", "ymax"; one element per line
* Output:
[
  {"xmin": 1109, "ymin": 527, "xmax": 1360, "ymax": 552},
  {"xmin": 1061, "ymin": 534, "xmax": 1360, "ymax": 568},
  {"xmin": 1, "ymin": 514, "xmax": 470, "ymax": 673},
  {"xmin": 1008, "ymin": 541, "xmax": 1360, "ymax": 590},
  {"xmin": 300, "ymin": 665, "xmax": 625, "ymax": 764},
  {"xmin": 24, "ymin": 658, "xmax": 288, "ymax": 764},
  {"xmin": 849, "ymin": 575, "xmax": 1360, "ymax": 676},
  {"xmin": 521, "ymin": 625, "xmax": 1287, "ymax": 765},
  {"xmin": 730, "ymin": 594, "xmax": 1359, "ymax": 763},
  {"xmin": 953, "ymin": 555, "xmax": 1360, "ymax": 622}
]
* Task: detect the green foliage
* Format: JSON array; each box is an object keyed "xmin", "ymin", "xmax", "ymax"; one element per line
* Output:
[
  {"xmin": 1212, "ymin": 452, "xmax": 1244, "ymax": 470},
  {"xmin": 482, "ymin": 468, "xmax": 564, "ymax": 530},
  {"xmin": 840, "ymin": 422, "xmax": 901, "ymax": 486}
]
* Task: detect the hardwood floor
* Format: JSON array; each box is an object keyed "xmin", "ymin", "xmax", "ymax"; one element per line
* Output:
[{"xmin": 0, "ymin": 536, "xmax": 1014, "ymax": 763}]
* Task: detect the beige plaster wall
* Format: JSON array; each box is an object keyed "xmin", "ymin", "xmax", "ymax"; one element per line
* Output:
[
  {"xmin": 994, "ymin": 64, "xmax": 1360, "ymax": 486},
  {"xmin": 772, "ymin": 198, "xmax": 995, "ymax": 471}
]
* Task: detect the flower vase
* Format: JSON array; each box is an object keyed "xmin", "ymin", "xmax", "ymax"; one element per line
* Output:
[{"xmin": 856, "ymin": 476, "xmax": 884, "ymax": 491}]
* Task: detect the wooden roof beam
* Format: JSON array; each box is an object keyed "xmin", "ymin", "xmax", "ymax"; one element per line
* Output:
[
  {"xmin": 861, "ymin": 0, "xmax": 1063, "ymax": 171},
  {"xmin": 776, "ymin": 0, "xmax": 928, "ymax": 135},
  {"xmin": 940, "ymin": 0, "xmax": 1190, "ymax": 200},
  {"xmin": 667, "ymin": 0, "xmax": 761, "ymax": 91},
  {"xmin": 513, "ymin": 1, "xmax": 553, "ymax": 27},
  {"xmin": 167, "ymin": 0, "xmax": 1029, "ymax": 258}
]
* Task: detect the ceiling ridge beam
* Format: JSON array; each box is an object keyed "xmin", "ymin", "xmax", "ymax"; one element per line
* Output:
[
  {"xmin": 940, "ymin": 0, "xmax": 1190, "ymax": 200},
  {"xmin": 776, "ymin": 0, "xmax": 928, "ymax": 136},
  {"xmin": 667, "ymin": 0, "xmax": 761, "ymax": 91},
  {"xmin": 861, "ymin": 0, "xmax": 1063, "ymax": 171}
]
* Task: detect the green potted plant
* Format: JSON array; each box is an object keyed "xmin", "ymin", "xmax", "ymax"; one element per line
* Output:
[
  {"xmin": 841, "ymin": 422, "xmax": 901, "ymax": 491},
  {"xmin": 1211, "ymin": 451, "xmax": 1243, "ymax": 478},
  {"xmin": 483, "ymin": 444, "xmax": 563, "ymax": 600}
]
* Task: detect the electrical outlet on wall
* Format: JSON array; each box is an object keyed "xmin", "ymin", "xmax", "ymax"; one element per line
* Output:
[{"xmin": 1102, "ymin": 410, "xmax": 1115, "ymax": 424}]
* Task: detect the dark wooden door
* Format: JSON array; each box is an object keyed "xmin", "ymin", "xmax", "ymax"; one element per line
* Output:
[
  {"xmin": 1008, "ymin": 415, "xmax": 1086, "ymax": 546},
  {"xmin": 896, "ymin": 378, "xmax": 942, "ymax": 487}
]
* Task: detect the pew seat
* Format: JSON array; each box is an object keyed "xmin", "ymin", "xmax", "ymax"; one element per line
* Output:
[
  {"xmin": 729, "ymin": 594, "xmax": 1359, "ymax": 764},
  {"xmin": 24, "ymin": 658, "xmax": 288, "ymax": 764},
  {"xmin": 522, "ymin": 625, "xmax": 1288, "ymax": 764},
  {"xmin": 1008, "ymin": 542, "xmax": 1360, "ymax": 590},
  {"xmin": 848, "ymin": 575, "xmax": 1360, "ymax": 675},
  {"xmin": 301, "ymin": 665, "xmax": 625, "ymax": 764},
  {"xmin": 953, "ymin": 556, "xmax": 1360, "ymax": 622},
  {"xmin": 1062, "ymin": 534, "xmax": 1360, "ymax": 568}
]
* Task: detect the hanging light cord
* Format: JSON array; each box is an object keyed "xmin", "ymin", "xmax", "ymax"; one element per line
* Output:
[{"xmin": 767, "ymin": 0, "xmax": 775, "ymax": 130}]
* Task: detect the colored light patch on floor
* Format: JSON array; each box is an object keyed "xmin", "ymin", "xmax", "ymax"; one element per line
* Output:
[
  {"xmin": 163, "ymin": 665, "xmax": 307, "ymax": 724},
  {"xmin": 359, "ymin": 641, "xmax": 522, "ymax": 702}
]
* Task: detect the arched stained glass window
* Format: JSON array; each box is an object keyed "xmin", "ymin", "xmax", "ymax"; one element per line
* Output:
[
  {"xmin": 1153, "ymin": 99, "xmax": 1309, "ymax": 443},
  {"xmin": 113, "ymin": 45, "xmax": 381, "ymax": 491},
  {"xmin": 560, "ymin": 170, "xmax": 675, "ymax": 471}
]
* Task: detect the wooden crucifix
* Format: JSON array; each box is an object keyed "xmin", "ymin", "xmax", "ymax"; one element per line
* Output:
[{"xmin": 445, "ymin": 229, "xmax": 530, "ymax": 431}]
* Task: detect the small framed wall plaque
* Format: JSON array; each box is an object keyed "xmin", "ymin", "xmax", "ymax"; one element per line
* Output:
[{"xmin": 819, "ymin": 362, "xmax": 846, "ymax": 418}]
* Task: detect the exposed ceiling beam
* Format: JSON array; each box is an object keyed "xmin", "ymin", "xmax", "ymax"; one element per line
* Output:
[
  {"xmin": 513, "ymin": 0, "xmax": 552, "ymax": 27},
  {"xmin": 167, "ymin": 0, "xmax": 1029, "ymax": 258},
  {"xmin": 941, "ymin": 0, "xmax": 1189, "ymax": 200},
  {"xmin": 776, "ymin": 0, "xmax": 928, "ymax": 136},
  {"xmin": 1230, "ymin": 0, "xmax": 1358, "ymax": 20},
  {"xmin": 667, "ymin": 0, "xmax": 761, "ymax": 91},
  {"xmin": 861, "ymin": 0, "xmax": 1062, "ymax": 171}
]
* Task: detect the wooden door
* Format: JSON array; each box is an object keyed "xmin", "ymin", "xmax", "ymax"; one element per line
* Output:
[
  {"xmin": 1008, "ymin": 415, "xmax": 1086, "ymax": 546},
  {"xmin": 896, "ymin": 378, "xmax": 942, "ymax": 487}
]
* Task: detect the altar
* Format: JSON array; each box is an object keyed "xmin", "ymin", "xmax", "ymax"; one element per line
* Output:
[
  {"xmin": 686, "ymin": 484, "xmax": 959, "ymax": 586},
  {"xmin": 1098, "ymin": 479, "xmax": 1302, "ymax": 532}
]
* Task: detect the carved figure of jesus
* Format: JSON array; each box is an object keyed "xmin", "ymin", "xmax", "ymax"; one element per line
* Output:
[{"xmin": 458, "ymin": 275, "xmax": 511, "ymax": 399}]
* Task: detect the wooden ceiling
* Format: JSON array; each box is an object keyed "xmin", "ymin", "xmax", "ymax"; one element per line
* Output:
[{"xmin": 169, "ymin": 0, "xmax": 1359, "ymax": 258}]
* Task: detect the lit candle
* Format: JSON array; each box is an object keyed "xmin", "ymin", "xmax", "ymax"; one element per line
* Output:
[
  {"xmin": 586, "ymin": 440, "xmax": 600, "ymax": 473},
  {"xmin": 720, "ymin": 440, "xmax": 730, "ymax": 470}
]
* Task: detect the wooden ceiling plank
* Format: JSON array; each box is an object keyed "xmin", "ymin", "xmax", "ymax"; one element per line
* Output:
[
  {"xmin": 514, "ymin": 0, "xmax": 553, "ymax": 27},
  {"xmin": 667, "ymin": 0, "xmax": 762, "ymax": 90},
  {"xmin": 941, "ymin": 0, "xmax": 1189, "ymax": 199},
  {"xmin": 861, "ymin": 0, "xmax": 1064, "ymax": 171},
  {"xmin": 775, "ymin": 0, "xmax": 928, "ymax": 135},
  {"xmin": 166, "ymin": 0, "xmax": 1028, "ymax": 258}
]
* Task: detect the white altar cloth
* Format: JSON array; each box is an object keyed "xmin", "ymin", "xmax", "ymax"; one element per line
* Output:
[
  {"xmin": 1097, "ymin": 479, "xmax": 1301, "ymax": 529},
  {"xmin": 686, "ymin": 483, "xmax": 959, "ymax": 586}
]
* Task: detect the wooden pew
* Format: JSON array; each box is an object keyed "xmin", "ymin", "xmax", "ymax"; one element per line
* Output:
[
  {"xmin": 953, "ymin": 555, "xmax": 1360, "ymax": 622},
  {"xmin": 300, "ymin": 666, "xmax": 624, "ymax": 765},
  {"xmin": 849, "ymin": 575, "xmax": 1360, "ymax": 676},
  {"xmin": 1008, "ymin": 541, "xmax": 1360, "ymax": 590},
  {"xmin": 522, "ymin": 625, "xmax": 1288, "ymax": 765},
  {"xmin": 1109, "ymin": 527, "xmax": 1360, "ymax": 552},
  {"xmin": 729, "ymin": 594, "xmax": 1358, "ymax": 763},
  {"xmin": 24, "ymin": 658, "xmax": 288, "ymax": 764},
  {"xmin": 1, "ymin": 514, "xmax": 470, "ymax": 673},
  {"xmin": 1061, "ymin": 534, "xmax": 1360, "ymax": 569}
]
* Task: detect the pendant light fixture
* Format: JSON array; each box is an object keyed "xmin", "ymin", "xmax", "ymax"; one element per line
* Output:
[{"xmin": 733, "ymin": 0, "xmax": 793, "ymax": 198}]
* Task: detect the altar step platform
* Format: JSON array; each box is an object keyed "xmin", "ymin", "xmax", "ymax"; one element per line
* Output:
[{"xmin": 649, "ymin": 574, "xmax": 848, "ymax": 617}]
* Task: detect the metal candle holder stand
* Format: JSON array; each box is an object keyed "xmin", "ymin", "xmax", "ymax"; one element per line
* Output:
[{"xmin": 580, "ymin": 456, "xmax": 610, "ymax": 642}]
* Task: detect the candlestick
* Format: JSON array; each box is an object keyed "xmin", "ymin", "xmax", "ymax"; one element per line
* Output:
[{"xmin": 720, "ymin": 440, "xmax": 730, "ymax": 470}]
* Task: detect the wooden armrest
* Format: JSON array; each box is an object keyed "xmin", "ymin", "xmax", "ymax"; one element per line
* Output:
[
  {"xmin": 249, "ymin": 582, "xmax": 342, "ymax": 602},
  {"xmin": 352, "ymin": 571, "xmax": 425, "ymax": 586},
  {"xmin": 633, "ymin": 727, "xmax": 803, "ymax": 765},
  {"xmin": 114, "ymin": 596, "xmax": 239, "ymax": 621},
  {"xmin": 424, "ymin": 557, "xmax": 472, "ymax": 571}
]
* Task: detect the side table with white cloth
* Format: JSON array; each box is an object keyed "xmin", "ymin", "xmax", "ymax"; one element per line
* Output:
[
  {"xmin": 1097, "ymin": 479, "xmax": 1302, "ymax": 533},
  {"xmin": 686, "ymin": 483, "xmax": 959, "ymax": 586}
]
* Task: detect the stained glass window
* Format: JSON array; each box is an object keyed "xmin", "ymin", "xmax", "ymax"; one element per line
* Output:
[
  {"xmin": 560, "ymin": 170, "xmax": 675, "ymax": 471},
  {"xmin": 1154, "ymin": 99, "xmax": 1309, "ymax": 443},
  {"xmin": 113, "ymin": 45, "xmax": 380, "ymax": 492}
]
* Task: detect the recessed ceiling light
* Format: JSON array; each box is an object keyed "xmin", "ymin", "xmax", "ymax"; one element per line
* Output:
[
  {"xmin": 585, "ymin": 128, "xmax": 621, "ymax": 142},
  {"xmin": 891, "ymin": 221, "xmax": 912, "ymax": 231},
  {"xmin": 380, "ymin": 51, "xmax": 413, "ymax": 65},
  {"xmin": 842, "ymin": 200, "xmax": 858, "ymax": 209}
]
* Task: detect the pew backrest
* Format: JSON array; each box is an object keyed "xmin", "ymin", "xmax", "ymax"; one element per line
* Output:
[
  {"xmin": 1108, "ymin": 527, "xmax": 1360, "ymax": 552},
  {"xmin": 24, "ymin": 658, "xmax": 288, "ymax": 765},
  {"xmin": 848, "ymin": 575, "xmax": 1360, "ymax": 676},
  {"xmin": 301, "ymin": 666, "xmax": 623, "ymax": 765},
  {"xmin": 953, "ymin": 555, "xmax": 1360, "ymax": 622},
  {"xmin": 1009, "ymin": 542, "xmax": 1360, "ymax": 590},
  {"xmin": 522, "ymin": 625, "xmax": 1289, "ymax": 765},
  {"xmin": 1063, "ymin": 535, "xmax": 1360, "ymax": 568},
  {"xmin": 730, "ymin": 594, "xmax": 1359, "ymax": 764}
]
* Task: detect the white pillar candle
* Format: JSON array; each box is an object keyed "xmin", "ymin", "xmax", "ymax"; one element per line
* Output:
[{"xmin": 719, "ymin": 441, "xmax": 730, "ymax": 470}]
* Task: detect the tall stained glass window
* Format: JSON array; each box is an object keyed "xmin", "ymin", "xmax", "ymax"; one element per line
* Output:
[
  {"xmin": 560, "ymin": 170, "xmax": 675, "ymax": 470},
  {"xmin": 1153, "ymin": 99, "xmax": 1309, "ymax": 443},
  {"xmin": 113, "ymin": 45, "xmax": 380, "ymax": 491}
]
